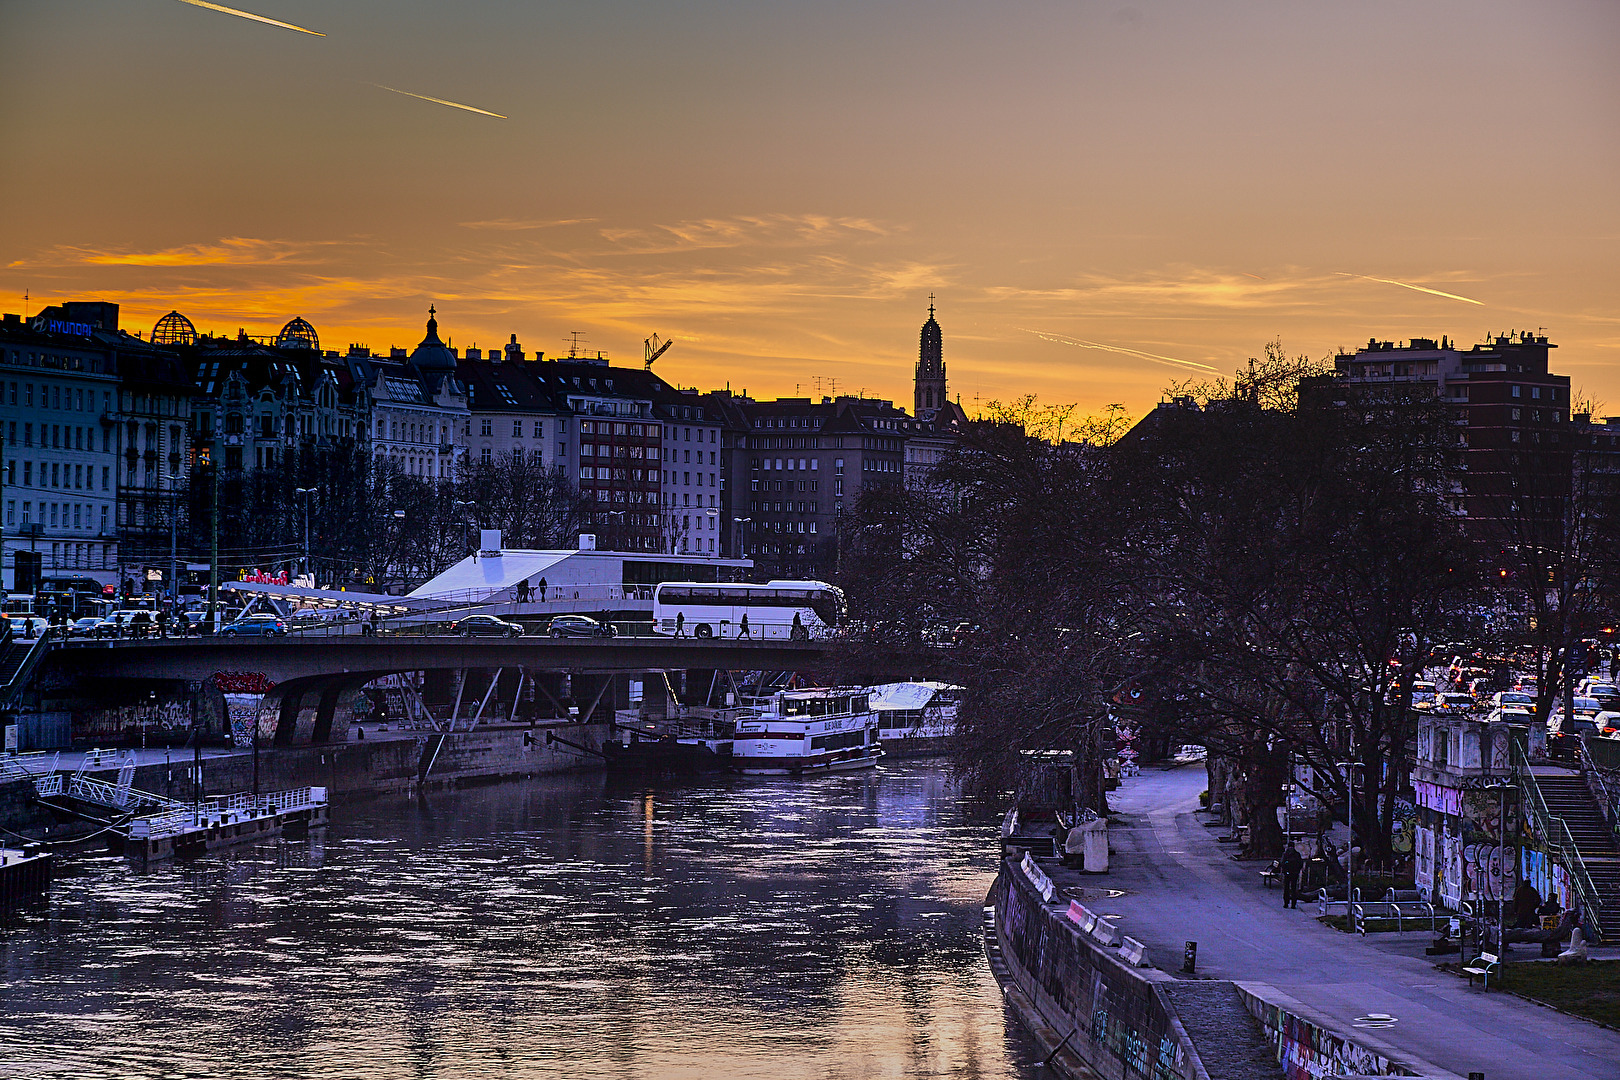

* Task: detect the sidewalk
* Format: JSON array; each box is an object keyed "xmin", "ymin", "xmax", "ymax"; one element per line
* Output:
[{"xmin": 1080, "ymin": 765, "xmax": 1620, "ymax": 1080}]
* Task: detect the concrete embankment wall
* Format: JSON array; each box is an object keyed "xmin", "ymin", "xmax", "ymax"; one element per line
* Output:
[
  {"xmin": 991, "ymin": 857, "xmax": 1458, "ymax": 1080},
  {"xmin": 991, "ymin": 858, "xmax": 1210, "ymax": 1080},
  {"xmin": 103, "ymin": 722, "xmax": 608, "ymax": 804},
  {"xmin": 1234, "ymin": 983, "xmax": 1461, "ymax": 1080}
]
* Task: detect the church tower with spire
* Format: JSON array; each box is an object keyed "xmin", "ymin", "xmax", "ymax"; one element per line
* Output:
[{"xmin": 915, "ymin": 296, "xmax": 946, "ymax": 416}]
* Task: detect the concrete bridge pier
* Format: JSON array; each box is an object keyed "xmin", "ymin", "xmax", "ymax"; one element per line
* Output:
[{"xmin": 257, "ymin": 676, "xmax": 369, "ymax": 746}]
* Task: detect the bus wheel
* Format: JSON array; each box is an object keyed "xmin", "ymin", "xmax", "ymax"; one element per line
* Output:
[
  {"xmin": 694, "ymin": 624, "xmax": 713, "ymax": 639},
  {"xmin": 790, "ymin": 625, "xmax": 808, "ymax": 641}
]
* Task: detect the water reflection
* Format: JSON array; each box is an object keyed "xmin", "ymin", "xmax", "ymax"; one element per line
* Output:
[{"xmin": 1, "ymin": 761, "xmax": 1043, "ymax": 1079}]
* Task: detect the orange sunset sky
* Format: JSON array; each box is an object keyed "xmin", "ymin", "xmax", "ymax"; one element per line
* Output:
[{"xmin": 2, "ymin": 0, "xmax": 1616, "ymax": 417}]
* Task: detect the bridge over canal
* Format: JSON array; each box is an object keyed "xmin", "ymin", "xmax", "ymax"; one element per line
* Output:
[{"xmin": 38, "ymin": 636, "xmax": 849, "ymax": 748}]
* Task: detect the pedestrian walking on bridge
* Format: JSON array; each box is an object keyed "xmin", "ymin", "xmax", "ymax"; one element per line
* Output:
[{"xmin": 1281, "ymin": 842, "xmax": 1303, "ymax": 909}]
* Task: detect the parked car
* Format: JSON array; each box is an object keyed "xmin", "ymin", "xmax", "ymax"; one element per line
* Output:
[
  {"xmin": 219, "ymin": 614, "xmax": 289, "ymax": 637},
  {"xmin": 546, "ymin": 614, "xmax": 615, "ymax": 639},
  {"xmin": 449, "ymin": 614, "xmax": 524, "ymax": 638},
  {"xmin": 1438, "ymin": 692, "xmax": 1476, "ymax": 713},
  {"xmin": 69, "ymin": 617, "xmax": 117, "ymax": 638}
]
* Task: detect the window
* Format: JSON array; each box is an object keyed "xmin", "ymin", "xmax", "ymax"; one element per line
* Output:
[
  {"xmin": 533, "ymin": 420, "xmax": 543, "ymax": 439},
  {"xmin": 22, "ymin": 424, "xmax": 30, "ymax": 447},
  {"xmin": 481, "ymin": 419, "xmax": 493, "ymax": 437},
  {"xmin": 1512, "ymin": 385, "xmax": 1522, "ymax": 398},
  {"xmin": 481, "ymin": 447, "xmax": 492, "ymax": 464},
  {"xmin": 513, "ymin": 420, "xmax": 523, "ymax": 438}
]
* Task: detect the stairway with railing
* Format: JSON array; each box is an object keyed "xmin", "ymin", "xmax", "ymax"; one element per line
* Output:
[
  {"xmin": 0, "ymin": 633, "xmax": 51, "ymax": 707},
  {"xmin": 1513, "ymin": 741, "xmax": 1618, "ymax": 943}
]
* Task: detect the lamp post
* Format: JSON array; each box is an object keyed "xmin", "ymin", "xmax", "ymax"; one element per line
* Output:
[
  {"xmin": 167, "ymin": 473, "xmax": 180, "ymax": 615},
  {"xmin": 294, "ymin": 487, "xmax": 316, "ymax": 584},
  {"xmin": 453, "ymin": 500, "xmax": 479, "ymax": 557},
  {"xmin": 705, "ymin": 508, "xmax": 718, "ymax": 555},
  {"xmin": 1336, "ymin": 755, "xmax": 1361, "ymax": 901},
  {"xmin": 1481, "ymin": 781, "xmax": 1515, "ymax": 954},
  {"xmin": 733, "ymin": 516, "xmax": 751, "ymax": 559}
]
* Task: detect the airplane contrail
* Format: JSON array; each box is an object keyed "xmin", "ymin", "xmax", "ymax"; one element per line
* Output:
[
  {"xmin": 1335, "ymin": 272, "xmax": 1484, "ymax": 306},
  {"xmin": 174, "ymin": 0, "xmax": 324, "ymax": 35},
  {"xmin": 375, "ymin": 85, "xmax": 507, "ymax": 119},
  {"xmin": 1019, "ymin": 329, "xmax": 1221, "ymax": 373}
]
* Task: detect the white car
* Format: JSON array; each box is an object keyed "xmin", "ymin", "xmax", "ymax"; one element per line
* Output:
[{"xmin": 4, "ymin": 615, "xmax": 50, "ymax": 638}]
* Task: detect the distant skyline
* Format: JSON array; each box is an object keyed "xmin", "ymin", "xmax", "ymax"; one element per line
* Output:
[{"xmin": 3, "ymin": 0, "xmax": 1616, "ymax": 415}]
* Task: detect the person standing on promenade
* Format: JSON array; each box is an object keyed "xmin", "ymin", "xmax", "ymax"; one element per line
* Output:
[{"xmin": 1281, "ymin": 843, "xmax": 1304, "ymax": 909}]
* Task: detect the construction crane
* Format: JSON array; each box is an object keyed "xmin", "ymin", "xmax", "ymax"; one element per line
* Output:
[{"xmin": 644, "ymin": 333, "xmax": 673, "ymax": 370}]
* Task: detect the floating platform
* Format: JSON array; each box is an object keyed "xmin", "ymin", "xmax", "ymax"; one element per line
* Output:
[
  {"xmin": 116, "ymin": 787, "xmax": 329, "ymax": 866},
  {"xmin": 0, "ymin": 846, "xmax": 53, "ymax": 906}
]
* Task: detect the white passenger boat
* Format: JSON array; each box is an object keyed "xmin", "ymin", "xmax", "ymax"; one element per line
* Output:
[
  {"xmin": 730, "ymin": 687, "xmax": 882, "ymax": 775},
  {"xmin": 869, "ymin": 681, "xmax": 962, "ymax": 758}
]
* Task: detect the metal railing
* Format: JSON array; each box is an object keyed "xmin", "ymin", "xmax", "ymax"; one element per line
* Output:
[
  {"xmin": 1579, "ymin": 738, "xmax": 1620, "ymax": 847},
  {"xmin": 1513, "ymin": 740, "xmax": 1607, "ymax": 941},
  {"xmin": 0, "ymin": 633, "xmax": 53, "ymax": 705}
]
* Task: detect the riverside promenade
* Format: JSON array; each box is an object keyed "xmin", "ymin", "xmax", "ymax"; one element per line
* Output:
[{"xmin": 1098, "ymin": 765, "xmax": 1620, "ymax": 1080}]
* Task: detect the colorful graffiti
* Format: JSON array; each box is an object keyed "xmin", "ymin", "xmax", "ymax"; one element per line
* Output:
[{"xmin": 211, "ymin": 671, "xmax": 274, "ymax": 694}]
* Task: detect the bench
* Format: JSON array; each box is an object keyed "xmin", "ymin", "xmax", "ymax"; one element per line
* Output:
[
  {"xmin": 1463, "ymin": 951, "xmax": 1500, "ymax": 990},
  {"xmin": 1260, "ymin": 866, "xmax": 1280, "ymax": 888}
]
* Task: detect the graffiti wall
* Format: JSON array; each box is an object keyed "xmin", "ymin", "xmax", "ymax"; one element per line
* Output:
[
  {"xmin": 994, "ymin": 862, "xmax": 1195, "ymax": 1080},
  {"xmin": 1414, "ymin": 786, "xmax": 1513, "ymax": 910},
  {"xmin": 1237, "ymin": 986, "xmax": 1421, "ymax": 1079},
  {"xmin": 1521, "ymin": 847, "xmax": 1574, "ymax": 913},
  {"xmin": 210, "ymin": 672, "xmax": 274, "ymax": 748}
]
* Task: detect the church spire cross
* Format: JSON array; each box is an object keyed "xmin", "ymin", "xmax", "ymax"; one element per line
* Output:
[{"xmin": 928, "ymin": 292, "xmax": 935, "ymax": 318}]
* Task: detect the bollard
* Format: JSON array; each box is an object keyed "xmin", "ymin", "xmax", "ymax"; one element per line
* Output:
[
  {"xmin": 1182, "ymin": 941, "xmax": 1197, "ymax": 974},
  {"xmin": 1468, "ymin": 1073, "xmax": 1485, "ymax": 1080}
]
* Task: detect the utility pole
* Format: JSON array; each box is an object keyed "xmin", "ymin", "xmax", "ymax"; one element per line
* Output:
[
  {"xmin": 168, "ymin": 475, "xmax": 179, "ymax": 614},
  {"xmin": 208, "ymin": 429, "xmax": 219, "ymax": 631},
  {"xmin": 295, "ymin": 487, "xmax": 317, "ymax": 583}
]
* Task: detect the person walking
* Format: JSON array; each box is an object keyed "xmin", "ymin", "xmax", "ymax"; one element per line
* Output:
[
  {"xmin": 675, "ymin": 611, "xmax": 685, "ymax": 638},
  {"xmin": 791, "ymin": 611, "xmax": 805, "ymax": 640},
  {"xmin": 739, "ymin": 613, "xmax": 751, "ymax": 640},
  {"xmin": 1281, "ymin": 842, "xmax": 1304, "ymax": 909}
]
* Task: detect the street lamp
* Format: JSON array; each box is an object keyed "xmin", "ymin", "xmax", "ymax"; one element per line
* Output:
[
  {"xmin": 733, "ymin": 516, "xmax": 751, "ymax": 558},
  {"xmin": 294, "ymin": 487, "xmax": 317, "ymax": 583},
  {"xmin": 453, "ymin": 500, "xmax": 479, "ymax": 556},
  {"xmin": 705, "ymin": 507, "xmax": 718, "ymax": 555},
  {"xmin": 1481, "ymin": 781, "xmax": 1515, "ymax": 956},
  {"xmin": 1336, "ymin": 757, "xmax": 1361, "ymax": 902}
]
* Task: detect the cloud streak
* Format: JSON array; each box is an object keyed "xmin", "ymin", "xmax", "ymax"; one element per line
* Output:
[
  {"xmin": 1334, "ymin": 272, "xmax": 1485, "ymax": 306},
  {"xmin": 375, "ymin": 85, "xmax": 507, "ymax": 119},
  {"xmin": 9, "ymin": 237, "xmax": 335, "ymax": 269},
  {"xmin": 1019, "ymin": 329, "xmax": 1220, "ymax": 373},
  {"xmin": 173, "ymin": 0, "xmax": 323, "ymax": 36},
  {"xmin": 459, "ymin": 218, "xmax": 597, "ymax": 231}
]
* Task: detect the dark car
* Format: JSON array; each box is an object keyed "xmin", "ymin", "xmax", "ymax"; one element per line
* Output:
[
  {"xmin": 69, "ymin": 617, "xmax": 117, "ymax": 638},
  {"xmin": 219, "ymin": 614, "xmax": 289, "ymax": 637},
  {"xmin": 547, "ymin": 614, "xmax": 616, "ymax": 639},
  {"xmin": 450, "ymin": 614, "xmax": 524, "ymax": 638}
]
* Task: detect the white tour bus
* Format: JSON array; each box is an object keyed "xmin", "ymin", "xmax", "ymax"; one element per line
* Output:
[{"xmin": 652, "ymin": 580, "xmax": 843, "ymax": 640}]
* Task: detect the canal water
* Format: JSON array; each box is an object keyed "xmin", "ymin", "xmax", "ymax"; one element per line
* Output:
[{"xmin": 1, "ymin": 761, "xmax": 1045, "ymax": 1079}]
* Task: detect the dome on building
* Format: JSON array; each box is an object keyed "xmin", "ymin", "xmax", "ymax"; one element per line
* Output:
[
  {"xmin": 277, "ymin": 316, "xmax": 320, "ymax": 352},
  {"xmin": 407, "ymin": 305, "xmax": 457, "ymax": 371},
  {"xmin": 151, "ymin": 310, "xmax": 197, "ymax": 346}
]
